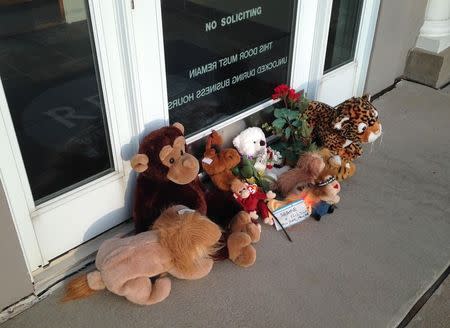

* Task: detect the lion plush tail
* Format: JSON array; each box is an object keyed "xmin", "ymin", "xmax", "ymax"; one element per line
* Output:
[{"xmin": 62, "ymin": 271, "xmax": 105, "ymax": 302}]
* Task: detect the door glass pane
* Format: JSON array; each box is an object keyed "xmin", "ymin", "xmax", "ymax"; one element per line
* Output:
[
  {"xmin": 0, "ymin": 0, "xmax": 113, "ymax": 204},
  {"xmin": 161, "ymin": 0, "xmax": 297, "ymax": 136},
  {"xmin": 324, "ymin": 0, "xmax": 363, "ymax": 73}
]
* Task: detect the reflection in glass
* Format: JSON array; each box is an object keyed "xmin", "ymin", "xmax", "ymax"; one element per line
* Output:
[
  {"xmin": 161, "ymin": 0, "xmax": 297, "ymax": 135},
  {"xmin": 0, "ymin": 0, "xmax": 113, "ymax": 203},
  {"xmin": 324, "ymin": 0, "xmax": 363, "ymax": 73}
]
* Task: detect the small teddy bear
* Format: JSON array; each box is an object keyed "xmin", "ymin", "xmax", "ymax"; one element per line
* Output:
[
  {"xmin": 232, "ymin": 127, "xmax": 289, "ymax": 180},
  {"xmin": 231, "ymin": 179, "xmax": 276, "ymax": 225}
]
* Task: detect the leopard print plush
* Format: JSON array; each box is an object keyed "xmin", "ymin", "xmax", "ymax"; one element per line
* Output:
[{"xmin": 305, "ymin": 95, "xmax": 382, "ymax": 161}]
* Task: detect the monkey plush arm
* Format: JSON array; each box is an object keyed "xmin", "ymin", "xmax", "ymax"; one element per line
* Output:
[{"xmin": 133, "ymin": 177, "xmax": 161, "ymax": 233}]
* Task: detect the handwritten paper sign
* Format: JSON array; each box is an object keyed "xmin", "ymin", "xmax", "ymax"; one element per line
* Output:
[{"xmin": 273, "ymin": 200, "xmax": 310, "ymax": 231}]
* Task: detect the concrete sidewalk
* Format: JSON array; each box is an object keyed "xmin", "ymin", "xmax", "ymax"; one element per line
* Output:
[{"xmin": 2, "ymin": 81, "xmax": 450, "ymax": 328}]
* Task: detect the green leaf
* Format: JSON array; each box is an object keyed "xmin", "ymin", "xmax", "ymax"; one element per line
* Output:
[
  {"xmin": 274, "ymin": 108, "xmax": 285, "ymax": 119},
  {"xmin": 309, "ymin": 143, "xmax": 318, "ymax": 151},
  {"xmin": 300, "ymin": 123, "xmax": 311, "ymax": 137},
  {"xmin": 272, "ymin": 118, "xmax": 286, "ymax": 130},
  {"xmin": 287, "ymin": 110, "xmax": 299, "ymax": 121},
  {"xmin": 275, "ymin": 108, "xmax": 292, "ymax": 119},
  {"xmin": 285, "ymin": 127, "xmax": 292, "ymax": 139},
  {"xmin": 291, "ymin": 119, "xmax": 300, "ymax": 128}
]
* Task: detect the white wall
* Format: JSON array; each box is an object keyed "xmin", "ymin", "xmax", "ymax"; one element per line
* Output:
[
  {"xmin": 365, "ymin": 0, "xmax": 428, "ymax": 94},
  {"xmin": 0, "ymin": 180, "xmax": 33, "ymax": 310}
]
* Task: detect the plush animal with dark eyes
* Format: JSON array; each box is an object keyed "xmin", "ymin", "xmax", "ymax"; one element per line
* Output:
[
  {"xmin": 231, "ymin": 179, "xmax": 276, "ymax": 225},
  {"xmin": 131, "ymin": 123, "xmax": 207, "ymax": 233},
  {"xmin": 130, "ymin": 123, "xmax": 258, "ymax": 268},
  {"xmin": 305, "ymin": 95, "xmax": 382, "ymax": 162},
  {"xmin": 270, "ymin": 150, "xmax": 341, "ymax": 221},
  {"xmin": 201, "ymin": 131, "xmax": 241, "ymax": 191}
]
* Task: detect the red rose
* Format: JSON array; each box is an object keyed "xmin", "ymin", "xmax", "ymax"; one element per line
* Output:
[
  {"xmin": 272, "ymin": 84, "xmax": 290, "ymax": 100},
  {"xmin": 287, "ymin": 89, "xmax": 299, "ymax": 102}
]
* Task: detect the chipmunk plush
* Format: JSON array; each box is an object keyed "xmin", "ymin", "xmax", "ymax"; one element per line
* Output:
[
  {"xmin": 276, "ymin": 148, "xmax": 354, "ymax": 197},
  {"xmin": 273, "ymin": 150, "xmax": 341, "ymax": 221},
  {"xmin": 63, "ymin": 206, "xmax": 222, "ymax": 305},
  {"xmin": 231, "ymin": 179, "xmax": 276, "ymax": 225}
]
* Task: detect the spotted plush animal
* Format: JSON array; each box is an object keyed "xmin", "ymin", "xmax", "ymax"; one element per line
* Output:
[{"xmin": 305, "ymin": 95, "xmax": 382, "ymax": 161}]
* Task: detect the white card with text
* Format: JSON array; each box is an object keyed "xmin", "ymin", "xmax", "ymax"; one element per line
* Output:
[{"xmin": 273, "ymin": 199, "xmax": 310, "ymax": 231}]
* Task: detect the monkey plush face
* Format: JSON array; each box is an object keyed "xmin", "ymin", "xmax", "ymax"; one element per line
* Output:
[
  {"xmin": 131, "ymin": 123, "xmax": 200, "ymax": 185},
  {"xmin": 230, "ymin": 179, "xmax": 251, "ymax": 199}
]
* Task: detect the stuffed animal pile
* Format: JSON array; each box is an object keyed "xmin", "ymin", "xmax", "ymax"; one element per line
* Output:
[{"xmin": 64, "ymin": 89, "xmax": 382, "ymax": 306}]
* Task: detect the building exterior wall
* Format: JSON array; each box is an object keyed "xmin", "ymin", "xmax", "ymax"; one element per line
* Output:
[
  {"xmin": 0, "ymin": 180, "xmax": 33, "ymax": 310},
  {"xmin": 0, "ymin": 0, "xmax": 431, "ymax": 312},
  {"xmin": 365, "ymin": 0, "xmax": 428, "ymax": 95}
]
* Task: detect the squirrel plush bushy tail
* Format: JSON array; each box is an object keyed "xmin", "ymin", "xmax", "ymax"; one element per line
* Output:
[{"xmin": 62, "ymin": 271, "xmax": 105, "ymax": 302}]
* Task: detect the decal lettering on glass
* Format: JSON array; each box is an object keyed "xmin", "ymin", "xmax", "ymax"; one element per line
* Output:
[{"xmin": 162, "ymin": 0, "xmax": 296, "ymax": 134}]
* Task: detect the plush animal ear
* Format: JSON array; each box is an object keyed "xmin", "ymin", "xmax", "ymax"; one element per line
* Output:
[
  {"xmin": 362, "ymin": 94, "xmax": 371, "ymax": 102},
  {"xmin": 130, "ymin": 154, "xmax": 149, "ymax": 173},
  {"xmin": 232, "ymin": 135, "xmax": 241, "ymax": 152},
  {"xmin": 333, "ymin": 114, "xmax": 350, "ymax": 130},
  {"xmin": 172, "ymin": 122, "xmax": 185, "ymax": 135}
]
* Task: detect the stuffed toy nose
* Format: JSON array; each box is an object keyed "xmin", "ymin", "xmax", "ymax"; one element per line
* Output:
[
  {"xmin": 260, "ymin": 140, "xmax": 266, "ymax": 146},
  {"xmin": 182, "ymin": 158, "xmax": 196, "ymax": 169}
]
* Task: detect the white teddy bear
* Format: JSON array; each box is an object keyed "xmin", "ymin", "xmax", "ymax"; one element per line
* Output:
[{"xmin": 233, "ymin": 127, "xmax": 289, "ymax": 180}]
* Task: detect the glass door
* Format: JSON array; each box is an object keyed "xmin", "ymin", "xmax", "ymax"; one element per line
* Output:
[
  {"xmin": 313, "ymin": 0, "xmax": 380, "ymax": 105},
  {"xmin": 0, "ymin": 0, "xmax": 134, "ymax": 270}
]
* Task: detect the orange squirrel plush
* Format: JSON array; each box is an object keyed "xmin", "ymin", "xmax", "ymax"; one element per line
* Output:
[
  {"xmin": 270, "ymin": 150, "xmax": 341, "ymax": 220},
  {"xmin": 201, "ymin": 131, "xmax": 241, "ymax": 191},
  {"xmin": 63, "ymin": 206, "xmax": 221, "ymax": 305}
]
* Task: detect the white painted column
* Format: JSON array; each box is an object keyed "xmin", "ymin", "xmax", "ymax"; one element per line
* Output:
[{"xmin": 416, "ymin": 0, "xmax": 450, "ymax": 53}]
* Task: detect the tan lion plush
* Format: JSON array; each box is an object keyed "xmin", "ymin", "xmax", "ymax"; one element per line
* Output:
[{"xmin": 63, "ymin": 206, "xmax": 221, "ymax": 306}]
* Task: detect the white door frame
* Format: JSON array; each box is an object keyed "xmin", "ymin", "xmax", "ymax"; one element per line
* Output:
[
  {"xmin": 0, "ymin": 0, "xmax": 139, "ymax": 272},
  {"xmin": 0, "ymin": 0, "xmax": 380, "ymax": 276}
]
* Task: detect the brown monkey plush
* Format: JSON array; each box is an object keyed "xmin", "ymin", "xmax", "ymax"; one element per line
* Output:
[
  {"xmin": 131, "ymin": 123, "xmax": 207, "ymax": 233},
  {"xmin": 201, "ymin": 131, "xmax": 241, "ymax": 191},
  {"xmin": 131, "ymin": 123, "xmax": 258, "ymax": 268}
]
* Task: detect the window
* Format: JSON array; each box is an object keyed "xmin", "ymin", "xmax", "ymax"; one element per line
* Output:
[
  {"xmin": 324, "ymin": 0, "xmax": 363, "ymax": 73},
  {"xmin": 161, "ymin": 0, "xmax": 297, "ymax": 136},
  {"xmin": 0, "ymin": 0, "xmax": 113, "ymax": 203}
]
